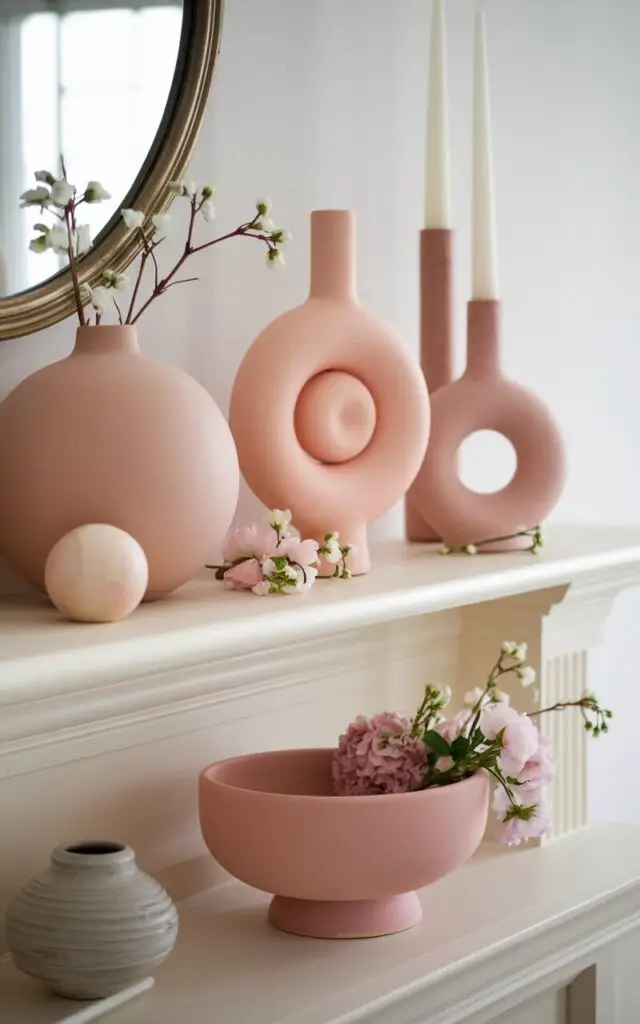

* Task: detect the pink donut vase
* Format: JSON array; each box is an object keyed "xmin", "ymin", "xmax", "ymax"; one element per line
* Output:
[
  {"xmin": 199, "ymin": 748, "xmax": 490, "ymax": 939},
  {"xmin": 405, "ymin": 228, "xmax": 455, "ymax": 543},
  {"xmin": 414, "ymin": 300, "xmax": 566, "ymax": 552},
  {"xmin": 229, "ymin": 209, "xmax": 431, "ymax": 575}
]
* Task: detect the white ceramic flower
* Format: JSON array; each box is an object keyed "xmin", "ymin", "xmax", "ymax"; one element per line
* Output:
[
  {"xmin": 513, "ymin": 643, "xmax": 528, "ymax": 664},
  {"xmin": 85, "ymin": 180, "xmax": 111, "ymax": 204},
  {"xmin": 121, "ymin": 209, "xmax": 145, "ymax": 230},
  {"xmin": 103, "ymin": 270, "xmax": 128, "ymax": 291},
  {"xmin": 29, "ymin": 233, "xmax": 49, "ymax": 254},
  {"xmin": 48, "ymin": 224, "xmax": 70, "ymax": 254},
  {"xmin": 256, "ymin": 216, "xmax": 275, "ymax": 233},
  {"xmin": 252, "ymin": 581, "xmax": 271, "ymax": 596},
  {"xmin": 322, "ymin": 540, "xmax": 342, "ymax": 564},
  {"xmin": 266, "ymin": 249, "xmax": 285, "ymax": 269},
  {"xmin": 34, "ymin": 170, "xmax": 55, "ymax": 185},
  {"xmin": 183, "ymin": 181, "xmax": 197, "ymax": 199},
  {"xmin": 84, "ymin": 284, "xmax": 113, "ymax": 315},
  {"xmin": 74, "ymin": 224, "xmax": 92, "ymax": 256},
  {"xmin": 20, "ymin": 186, "xmax": 50, "ymax": 208},
  {"xmin": 268, "ymin": 509, "xmax": 291, "ymax": 533},
  {"xmin": 501, "ymin": 641, "xmax": 517, "ymax": 656},
  {"xmin": 200, "ymin": 199, "xmax": 216, "ymax": 223},
  {"xmin": 517, "ymin": 665, "xmax": 536, "ymax": 687},
  {"xmin": 271, "ymin": 228, "xmax": 292, "ymax": 245},
  {"xmin": 151, "ymin": 213, "xmax": 171, "ymax": 236},
  {"xmin": 256, "ymin": 197, "xmax": 272, "ymax": 216},
  {"xmin": 50, "ymin": 179, "xmax": 75, "ymax": 207}
]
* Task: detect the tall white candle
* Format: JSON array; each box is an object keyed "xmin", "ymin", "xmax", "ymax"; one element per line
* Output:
[
  {"xmin": 425, "ymin": 0, "xmax": 451, "ymax": 228},
  {"xmin": 471, "ymin": 11, "xmax": 499, "ymax": 299}
]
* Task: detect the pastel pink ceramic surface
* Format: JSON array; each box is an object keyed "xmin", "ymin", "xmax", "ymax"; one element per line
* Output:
[
  {"xmin": 415, "ymin": 300, "xmax": 566, "ymax": 551},
  {"xmin": 44, "ymin": 524, "xmax": 149, "ymax": 623},
  {"xmin": 199, "ymin": 748, "xmax": 489, "ymax": 939},
  {"xmin": 0, "ymin": 326, "xmax": 239, "ymax": 598},
  {"xmin": 229, "ymin": 210, "xmax": 430, "ymax": 576},
  {"xmin": 406, "ymin": 228, "xmax": 455, "ymax": 543}
]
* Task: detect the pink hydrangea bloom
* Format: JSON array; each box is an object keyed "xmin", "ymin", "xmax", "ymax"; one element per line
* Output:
[
  {"xmin": 222, "ymin": 523, "xmax": 280, "ymax": 563},
  {"xmin": 332, "ymin": 713, "xmax": 428, "ymax": 796},
  {"xmin": 223, "ymin": 558, "xmax": 263, "ymax": 590}
]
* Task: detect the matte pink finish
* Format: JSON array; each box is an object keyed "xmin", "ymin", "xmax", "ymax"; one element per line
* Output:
[
  {"xmin": 406, "ymin": 228, "xmax": 455, "ymax": 543},
  {"xmin": 294, "ymin": 370, "xmax": 377, "ymax": 464},
  {"xmin": 229, "ymin": 210, "xmax": 430, "ymax": 576},
  {"xmin": 199, "ymin": 748, "xmax": 489, "ymax": 939},
  {"xmin": 0, "ymin": 326, "xmax": 239, "ymax": 598},
  {"xmin": 414, "ymin": 301, "xmax": 566, "ymax": 551}
]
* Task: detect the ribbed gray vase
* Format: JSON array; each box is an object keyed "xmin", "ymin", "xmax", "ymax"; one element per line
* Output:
[{"xmin": 5, "ymin": 840, "xmax": 179, "ymax": 1000}]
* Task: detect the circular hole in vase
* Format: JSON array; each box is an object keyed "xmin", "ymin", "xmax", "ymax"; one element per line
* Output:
[
  {"xmin": 65, "ymin": 841, "xmax": 126, "ymax": 856},
  {"xmin": 458, "ymin": 430, "xmax": 517, "ymax": 494}
]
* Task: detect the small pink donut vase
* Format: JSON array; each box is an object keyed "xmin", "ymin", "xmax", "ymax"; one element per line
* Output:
[
  {"xmin": 229, "ymin": 210, "xmax": 431, "ymax": 575},
  {"xmin": 415, "ymin": 300, "xmax": 566, "ymax": 551}
]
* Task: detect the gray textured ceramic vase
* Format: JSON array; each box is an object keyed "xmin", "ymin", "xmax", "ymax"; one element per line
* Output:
[{"xmin": 5, "ymin": 840, "xmax": 179, "ymax": 1000}]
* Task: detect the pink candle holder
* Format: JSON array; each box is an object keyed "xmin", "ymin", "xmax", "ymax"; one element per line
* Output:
[
  {"xmin": 405, "ymin": 228, "xmax": 455, "ymax": 543},
  {"xmin": 229, "ymin": 210, "xmax": 430, "ymax": 574},
  {"xmin": 413, "ymin": 300, "xmax": 566, "ymax": 551}
]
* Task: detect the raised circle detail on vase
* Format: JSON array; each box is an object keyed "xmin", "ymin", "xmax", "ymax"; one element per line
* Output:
[{"xmin": 294, "ymin": 369, "xmax": 377, "ymax": 465}]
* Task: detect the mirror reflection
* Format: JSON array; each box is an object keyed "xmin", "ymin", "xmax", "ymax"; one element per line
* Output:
[{"xmin": 0, "ymin": 1, "xmax": 183, "ymax": 298}]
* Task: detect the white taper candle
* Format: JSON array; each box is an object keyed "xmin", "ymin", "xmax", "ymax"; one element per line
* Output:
[
  {"xmin": 425, "ymin": 0, "xmax": 451, "ymax": 228},
  {"xmin": 471, "ymin": 10, "xmax": 499, "ymax": 299}
]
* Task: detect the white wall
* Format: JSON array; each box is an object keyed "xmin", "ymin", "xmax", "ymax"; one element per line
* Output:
[{"xmin": 0, "ymin": 0, "xmax": 639, "ymax": 819}]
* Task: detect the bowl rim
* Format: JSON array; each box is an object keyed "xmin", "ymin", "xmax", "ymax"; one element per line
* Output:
[{"xmin": 199, "ymin": 747, "xmax": 485, "ymax": 805}]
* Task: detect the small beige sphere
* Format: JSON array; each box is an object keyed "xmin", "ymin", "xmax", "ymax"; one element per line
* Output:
[{"xmin": 45, "ymin": 524, "xmax": 149, "ymax": 623}]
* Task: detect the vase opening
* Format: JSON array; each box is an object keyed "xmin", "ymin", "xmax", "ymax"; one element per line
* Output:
[{"xmin": 65, "ymin": 841, "xmax": 126, "ymax": 856}]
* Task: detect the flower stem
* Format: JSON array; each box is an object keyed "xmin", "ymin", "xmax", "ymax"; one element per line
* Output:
[{"xmin": 65, "ymin": 203, "xmax": 86, "ymax": 326}]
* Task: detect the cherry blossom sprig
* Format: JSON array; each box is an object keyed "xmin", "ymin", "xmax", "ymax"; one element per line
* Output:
[
  {"xmin": 208, "ymin": 509, "xmax": 353, "ymax": 596},
  {"xmin": 20, "ymin": 163, "xmax": 110, "ymax": 326},
  {"xmin": 332, "ymin": 640, "xmax": 612, "ymax": 847},
  {"xmin": 440, "ymin": 525, "xmax": 544, "ymax": 557},
  {"xmin": 19, "ymin": 166, "xmax": 291, "ymax": 326}
]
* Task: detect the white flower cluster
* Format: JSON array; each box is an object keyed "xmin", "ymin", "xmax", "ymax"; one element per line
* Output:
[
  {"xmin": 501, "ymin": 641, "xmax": 536, "ymax": 686},
  {"xmin": 21, "ymin": 171, "xmax": 110, "ymax": 260}
]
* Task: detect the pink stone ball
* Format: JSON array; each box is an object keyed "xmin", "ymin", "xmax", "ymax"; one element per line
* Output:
[{"xmin": 45, "ymin": 524, "xmax": 149, "ymax": 623}]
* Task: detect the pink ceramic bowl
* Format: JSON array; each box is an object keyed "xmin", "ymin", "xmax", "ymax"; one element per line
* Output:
[{"xmin": 199, "ymin": 748, "xmax": 489, "ymax": 938}]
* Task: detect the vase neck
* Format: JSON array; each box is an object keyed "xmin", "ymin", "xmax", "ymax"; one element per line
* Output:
[
  {"xmin": 74, "ymin": 325, "xmax": 140, "ymax": 355},
  {"xmin": 309, "ymin": 209, "xmax": 357, "ymax": 301},
  {"xmin": 51, "ymin": 841, "xmax": 136, "ymax": 874},
  {"xmin": 464, "ymin": 299, "xmax": 501, "ymax": 379}
]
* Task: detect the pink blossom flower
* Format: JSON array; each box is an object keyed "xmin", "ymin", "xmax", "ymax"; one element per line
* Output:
[
  {"xmin": 332, "ymin": 713, "xmax": 428, "ymax": 796},
  {"xmin": 435, "ymin": 755, "xmax": 455, "ymax": 773},
  {"xmin": 280, "ymin": 536, "xmax": 319, "ymax": 568},
  {"xmin": 222, "ymin": 558, "xmax": 263, "ymax": 590},
  {"xmin": 434, "ymin": 710, "xmax": 471, "ymax": 745},
  {"xmin": 517, "ymin": 736, "xmax": 555, "ymax": 792},
  {"xmin": 481, "ymin": 703, "xmax": 539, "ymax": 776},
  {"xmin": 222, "ymin": 523, "xmax": 280, "ymax": 562},
  {"xmin": 493, "ymin": 785, "xmax": 551, "ymax": 846}
]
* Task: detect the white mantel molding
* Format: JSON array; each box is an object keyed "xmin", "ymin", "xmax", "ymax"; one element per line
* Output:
[{"xmin": 1, "ymin": 525, "xmax": 640, "ymax": 784}]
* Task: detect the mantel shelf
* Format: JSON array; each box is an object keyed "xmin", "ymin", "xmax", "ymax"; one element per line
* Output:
[
  {"xmin": 3, "ymin": 823, "xmax": 640, "ymax": 1024},
  {"xmin": 2, "ymin": 524, "xmax": 640, "ymax": 696}
]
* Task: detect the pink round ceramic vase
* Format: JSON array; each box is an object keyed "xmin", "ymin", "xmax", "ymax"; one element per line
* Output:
[
  {"xmin": 199, "ymin": 748, "xmax": 489, "ymax": 939},
  {"xmin": 0, "ymin": 326, "xmax": 239, "ymax": 598},
  {"xmin": 415, "ymin": 300, "xmax": 566, "ymax": 551},
  {"xmin": 229, "ymin": 210, "xmax": 431, "ymax": 575}
]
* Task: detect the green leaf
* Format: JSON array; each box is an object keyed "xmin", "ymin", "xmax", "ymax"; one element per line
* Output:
[
  {"xmin": 450, "ymin": 736, "xmax": 469, "ymax": 760},
  {"xmin": 423, "ymin": 730, "xmax": 451, "ymax": 757}
]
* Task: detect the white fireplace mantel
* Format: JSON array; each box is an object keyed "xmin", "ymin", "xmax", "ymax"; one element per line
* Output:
[{"xmin": 2, "ymin": 524, "xmax": 640, "ymax": 1023}]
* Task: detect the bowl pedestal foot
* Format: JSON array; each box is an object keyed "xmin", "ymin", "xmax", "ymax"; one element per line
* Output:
[{"xmin": 268, "ymin": 891, "xmax": 422, "ymax": 939}]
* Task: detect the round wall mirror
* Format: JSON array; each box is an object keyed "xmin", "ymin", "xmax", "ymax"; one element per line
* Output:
[{"xmin": 0, "ymin": 0, "xmax": 221, "ymax": 340}]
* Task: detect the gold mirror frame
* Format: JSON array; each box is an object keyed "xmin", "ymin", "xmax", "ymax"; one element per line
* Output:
[{"xmin": 0, "ymin": 0, "xmax": 222, "ymax": 342}]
